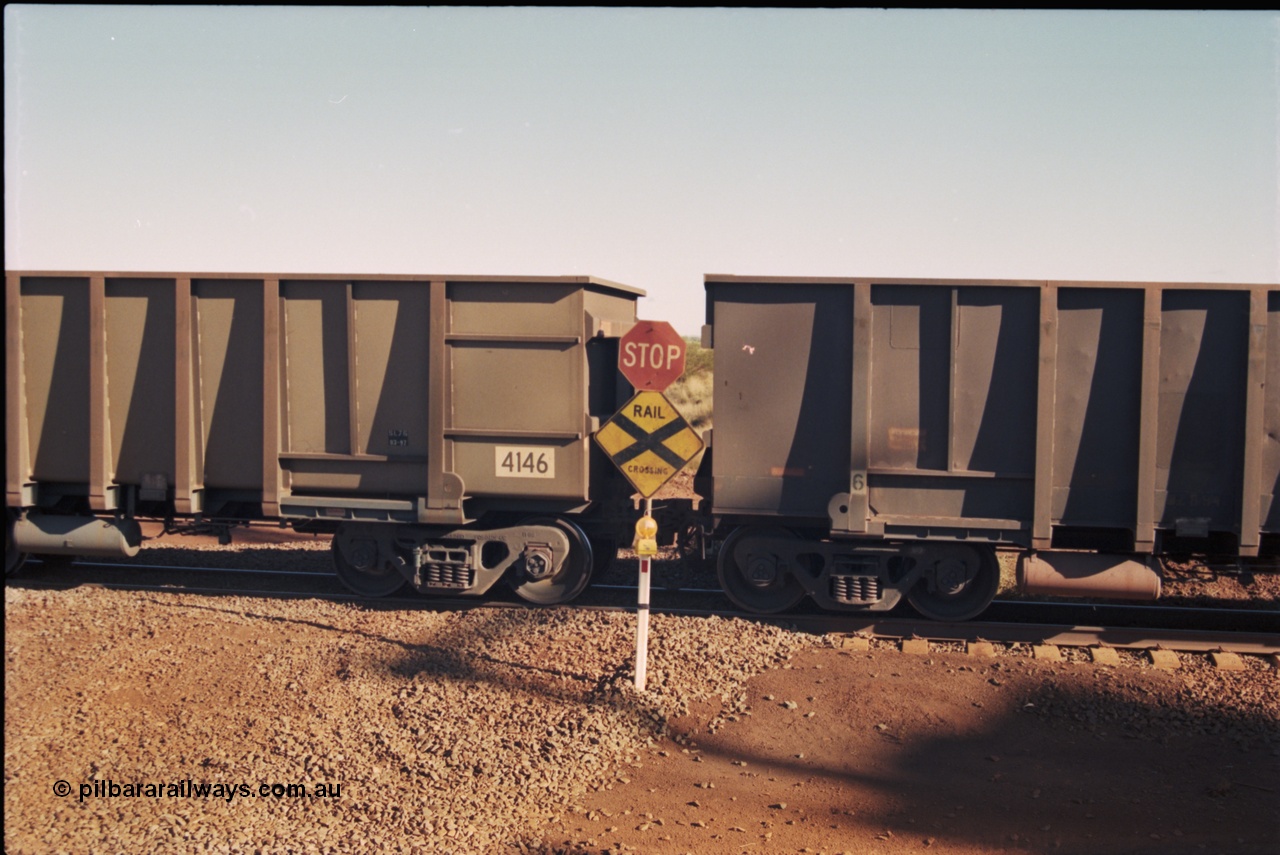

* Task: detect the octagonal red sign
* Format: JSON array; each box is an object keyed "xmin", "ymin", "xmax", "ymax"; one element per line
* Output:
[{"xmin": 618, "ymin": 320, "xmax": 686, "ymax": 391}]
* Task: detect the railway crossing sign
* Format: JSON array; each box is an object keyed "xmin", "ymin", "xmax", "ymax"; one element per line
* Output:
[
  {"xmin": 595, "ymin": 391, "xmax": 704, "ymax": 498},
  {"xmin": 618, "ymin": 320, "xmax": 686, "ymax": 391}
]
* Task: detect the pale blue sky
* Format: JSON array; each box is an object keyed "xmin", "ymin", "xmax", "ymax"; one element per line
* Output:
[{"xmin": 6, "ymin": 7, "xmax": 1277, "ymax": 333}]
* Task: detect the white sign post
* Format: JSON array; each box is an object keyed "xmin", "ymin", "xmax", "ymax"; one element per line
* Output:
[
  {"xmin": 635, "ymin": 556, "xmax": 650, "ymax": 691},
  {"xmin": 633, "ymin": 499, "xmax": 658, "ymax": 692},
  {"xmin": 609, "ymin": 322, "xmax": 690, "ymax": 694}
]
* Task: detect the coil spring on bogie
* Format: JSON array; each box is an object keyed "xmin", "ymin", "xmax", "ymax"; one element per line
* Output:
[
  {"xmin": 831, "ymin": 575, "xmax": 881, "ymax": 604},
  {"xmin": 419, "ymin": 563, "xmax": 474, "ymax": 589}
]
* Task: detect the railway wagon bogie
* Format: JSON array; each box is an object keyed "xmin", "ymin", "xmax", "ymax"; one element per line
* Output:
[
  {"xmin": 5, "ymin": 271, "xmax": 643, "ymax": 603},
  {"xmin": 715, "ymin": 526, "xmax": 1000, "ymax": 621},
  {"xmin": 329, "ymin": 515, "xmax": 594, "ymax": 603},
  {"xmin": 702, "ymin": 274, "xmax": 1278, "ymax": 619}
]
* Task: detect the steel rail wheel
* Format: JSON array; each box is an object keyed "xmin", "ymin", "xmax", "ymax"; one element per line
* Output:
[
  {"xmin": 906, "ymin": 544, "xmax": 1000, "ymax": 621},
  {"xmin": 511, "ymin": 517, "xmax": 594, "ymax": 606},
  {"xmin": 717, "ymin": 527, "xmax": 806, "ymax": 614},
  {"xmin": 331, "ymin": 537, "xmax": 408, "ymax": 598}
]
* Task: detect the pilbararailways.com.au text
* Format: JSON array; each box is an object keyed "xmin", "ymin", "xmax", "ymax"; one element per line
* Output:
[{"xmin": 54, "ymin": 779, "xmax": 342, "ymax": 803}]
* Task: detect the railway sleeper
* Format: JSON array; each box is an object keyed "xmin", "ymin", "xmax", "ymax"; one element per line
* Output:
[{"xmin": 332, "ymin": 518, "xmax": 593, "ymax": 605}]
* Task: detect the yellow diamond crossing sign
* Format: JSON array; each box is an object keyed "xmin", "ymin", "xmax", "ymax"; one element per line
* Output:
[{"xmin": 595, "ymin": 391, "xmax": 705, "ymax": 498}]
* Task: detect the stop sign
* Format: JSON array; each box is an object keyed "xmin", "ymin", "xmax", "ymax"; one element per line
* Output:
[{"xmin": 618, "ymin": 320, "xmax": 686, "ymax": 391}]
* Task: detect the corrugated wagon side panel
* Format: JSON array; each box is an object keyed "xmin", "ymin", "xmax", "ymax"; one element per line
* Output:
[
  {"xmin": 352, "ymin": 281, "xmax": 430, "ymax": 462},
  {"xmin": 273, "ymin": 275, "xmax": 640, "ymax": 513},
  {"xmin": 192, "ymin": 279, "xmax": 264, "ymax": 491},
  {"xmin": 1051, "ymin": 288, "xmax": 1144, "ymax": 529},
  {"xmin": 278, "ymin": 278, "xmax": 431, "ymax": 497},
  {"xmin": 1155, "ymin": 290, "xmax": 1250, "ymax": 534},
  {"xmin": 868, "ymin": 285, "xmax": 951, "ymax": 473},
  {"xmin": 19, "ymin": 276, "xmax": 91, "ymax": 485},
  {"xmin": 709, "ymin": 281, "xmax": 853, "ymax": 516},
  {"xmin": 864, "ymin": 282, "xmax": 1038, "ymax": 533},
  {"xmin": 105, "ymin": 278, "xmax": 176, "ymax": 490},
  {"xmin": 950, "ymin": 287, "xmax": 1039, "ymax": 479},
  {"xmin": 281, "ymin": 280, "xmax": 350, "ymax": 457},
  {"xmin": 706, "ymin": 275, "xmax": 1274, "ymax": 556},
  {"xmin": 447, "ymin": 280, "xmax": 590, "ymax": 501},
  {"xmin": 449, "ymin": 284, "xmax": 580, "ymax": 434},
  {"xmin": 7, "ymin": 271, "xmax": 643, "ymax": 526},
  {"xmin": 9, "ymin": 274, "xmax": 214, "ymax": 511}
]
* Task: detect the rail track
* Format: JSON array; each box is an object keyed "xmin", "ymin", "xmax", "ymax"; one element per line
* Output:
[{"xmin": 10, "ymin": 558, "xmax": 1278, "ymax": 659}]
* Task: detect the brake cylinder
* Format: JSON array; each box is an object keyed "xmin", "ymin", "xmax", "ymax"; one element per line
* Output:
[
  {"xmin": 1017, "ymin": 552, "xmax": 1160, "ymax": 601},
  {"xmin": 12, "ymin": 515, "xmax": 142, "ymax": 559}
]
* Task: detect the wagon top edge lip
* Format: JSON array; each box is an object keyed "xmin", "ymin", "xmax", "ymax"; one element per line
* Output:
[
  {"xmin": 4, "ymin": 270, "xmax": 646, "ymax": 297},
  {"xmin": 703, "ymin": 274, "xmax": 1278, "ymax": 290}
]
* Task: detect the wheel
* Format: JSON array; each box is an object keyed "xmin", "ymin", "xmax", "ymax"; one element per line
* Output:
[
  {"xmin": 511, "ymin": 518, "xmax": 594, "ymax": 605},
  {"xmin": 906, "ymin": 544, "xmax": 1000, "ymax": 621},
  {"xmin": 331, "ymin": 537, "xmax": 408, "ymax": 598},
  {"xmin": 717, "ymin": 527, "xmax": 806, "ymax": 614},
  {"xmin": 5, "ymin": 511, "xmax": 27, "ymax": 577}
]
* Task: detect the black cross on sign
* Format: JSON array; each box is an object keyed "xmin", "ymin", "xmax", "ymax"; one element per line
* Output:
[
  {"xmin": 595, "ymin": 390, "xmax": 705, "ymax": 498},
  {"xmin": 607, "ymin": 412, "xmax": 690, "ymax": 469}
]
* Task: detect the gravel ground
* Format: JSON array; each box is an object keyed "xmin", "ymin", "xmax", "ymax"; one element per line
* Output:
[
  {"xmin": 6, "ymin": 512, "xmax": 1278, "ymax": 854},
  {"xmin": 541, "ymin": 643, "xmax": 1280, "ymax": 855},
  {"xmin": 4, "ymin": 585, "xmax": 816, "ymax": 854},
  {"xmin": 7, "ymin": 579, "xmax": 1276, "ymax": 855}
]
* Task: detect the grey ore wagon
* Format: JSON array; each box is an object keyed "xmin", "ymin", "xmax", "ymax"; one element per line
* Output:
[
  {"xmin": 5, "ymin": 271, "xmax": 643, "ymax": 604},
  {"xmin": 698, "ymin": 275, "xmax": 1277, "ymax": 620}
]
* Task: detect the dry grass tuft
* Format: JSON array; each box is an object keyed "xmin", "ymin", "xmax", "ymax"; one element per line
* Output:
[{"xmin": 667, "ymin": 370, "xmax": 713, "ymax": 432}]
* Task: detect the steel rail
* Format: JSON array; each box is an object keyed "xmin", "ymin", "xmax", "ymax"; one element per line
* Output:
[
  {"xmin": 759, "ymin": 613, "xmax": 1280, "ymax": 656},
  {"xmin": 9, "ymin": 573, "xmax": 1278, "ymax": 658},
  {"xmin": 28, "ymin": 560, "xmax": 1280, "ymax": 618},
  {"xmin": 39, "ymin": 559, "xmax": 333, "ymax": 578},
  {"xmin": 46, "ymin": 560, "xmax": 729, "ymax": 593}
]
